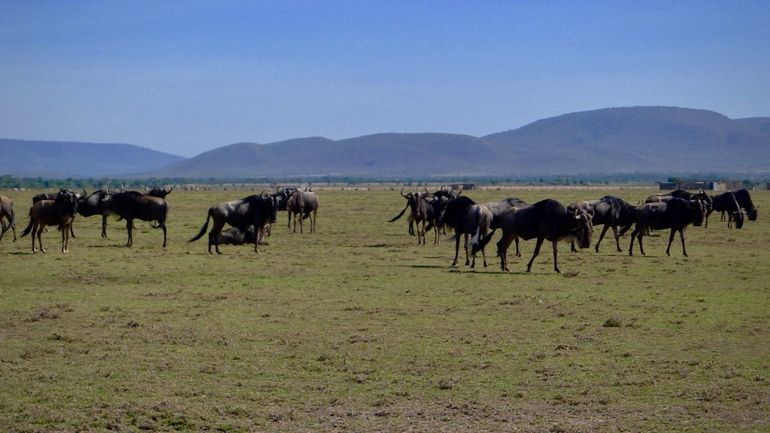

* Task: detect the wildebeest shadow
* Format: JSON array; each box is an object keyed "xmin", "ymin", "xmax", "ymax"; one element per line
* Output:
[{"xmin": 399, "ymin": 264, "xmax": 447, "ymax": 269}]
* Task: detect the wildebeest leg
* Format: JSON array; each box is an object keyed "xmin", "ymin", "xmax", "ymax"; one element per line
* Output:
[
  {"xmin": 287, "ymin": 210, "xmax": 292, "ymax": 228},
  {"xmin": 665, "ymin": 228, "xmax": 676, "ymax": 256},
  {"xmin": 514, "ymin": 235, "xmax": 521, "ymax": 257},
  {"xmin": 299, "ymin": 210, "xmax": 304, "ymax": 234},
  {"xmin": 637, "ymin": 230, "xmax": 645, "ymax": 256},
  {"xmin": 37, "ymin": 225, "xmax": 46, "ymax": 254},
  {"xmin": 61, "ymin": 224, "xmax": 66, "ymax": 253},
  {"xmin": 101, "ymin": 214, "xmax": 108, "ymax": 238},
  {"xmin": 311, "ymin": 209, "xmax": 317, "ymax": 233},
  {"xmin": 207, "ymin": 220, "xmax": 226, "ymax": 254},
  {"xmin": 612, "ymin": 226, "xmax": 621, "ymax": 252},
  {"xmin": 496, "ymin": 234, "xmax": 514, "ymax": 271},
  {"xmin": 526, "ymin": 237, "xmax": 544, "ymax": 272},
  {"xmin": 629, "ymin": 228, "xmax": 639, "ymax": 256},
  {"xmin": 30, "ymin": 224, "xmax": 38, "ymax": 253},
  {"xmin": 463, "ymin": 234, "xmax": 470, "ymax": 265},
  {"xmin": 704, "ymin": 209, "xmax": 712, "ymax": 228},
  {"xmin": 451, "ymin": 232, "xmax": 461, "ymax": 267},
  {"xmin": 570, "ymin": 240, "xmax": 577, "ymax": 253},
  {"xmin": 594, "ymin": 224, "xmax": 610, "ymax": 252},
  {"xmin": 161, "ymin": 223, "xmax": 167, "ymax": 248},
  {"xmin": 125, "ymin": 219, "xmax": 133, "ymax": 247},
  {"xmin": 551, "ymin": 240, "xmax": 560, "ymax": 273},
  {"xmin": 679, "ymin": 228, "xmax": 688, "ymax": 257}
]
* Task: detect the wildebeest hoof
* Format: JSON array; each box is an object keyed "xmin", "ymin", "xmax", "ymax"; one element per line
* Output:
[{"xmin": 554, "ymin": 267, "xmax": 561, "ymax": 273}]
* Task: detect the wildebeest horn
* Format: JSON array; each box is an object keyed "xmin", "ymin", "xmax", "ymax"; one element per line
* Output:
[{"xmin": 400, "ymin": 188, "xmax": 407, "ymax": 198}]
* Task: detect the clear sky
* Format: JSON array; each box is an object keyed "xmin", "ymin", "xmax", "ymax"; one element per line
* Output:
[{"xmin": 1, "ymin": 1, "xmax": 769, "ymax": 157}]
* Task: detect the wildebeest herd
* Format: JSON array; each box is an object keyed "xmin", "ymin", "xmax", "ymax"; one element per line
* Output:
[
  {"xmin": 389, "ymin": 186, "xmax": 759, "ymax": 273},
  {"xmin": 0, "ymin": 185, "xmax": 759, "ymax": 273},
  {"xmin": 0, "ymin": 186, "xmax": 318, "ymax": 254}
]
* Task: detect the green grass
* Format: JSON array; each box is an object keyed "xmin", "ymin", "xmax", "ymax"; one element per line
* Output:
[{"xmin": 1, "ymin": 187, "xmax": 768, "ymax": 432}]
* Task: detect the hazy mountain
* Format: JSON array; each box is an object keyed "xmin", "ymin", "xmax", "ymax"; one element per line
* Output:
[
  {"xmin": 483, "ymin": 107, "xmax": 770, "ymax": 174},
  {"xmin": 151, "ymin": 106, "xmax": 769, "ymax": 178},
  {"xmin": 151, "ymin": 133, "xmax": 507, "ymax": 178},
  {"xmin": 0, "ymin": 139, "xmax": 185, "ymax": 178},
  {"xmin": 4, "ymin": 107, "xmax": 769, "ymax": 179}
]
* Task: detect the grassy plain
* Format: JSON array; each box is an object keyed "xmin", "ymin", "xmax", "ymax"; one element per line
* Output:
[{"xmin": 0, "ymin": 187, "xmax": 768, "ymax": 432}]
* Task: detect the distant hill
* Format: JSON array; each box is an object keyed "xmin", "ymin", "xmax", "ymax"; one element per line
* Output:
[
  {"xmin": 147, "ymin": 106, "xmax": 770, "ymax": 178},
  {"xmin": 3, "ymin": 107, "xmax": 769, "ymax": 179},
  {"xmin": 0, "ymin": 139, "xmax": 185, "ymax": 178}
]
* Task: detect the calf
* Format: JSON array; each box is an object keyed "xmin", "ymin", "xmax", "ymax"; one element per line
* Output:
[{"xmin": 20, "ymin": 189, "xmax": 78, "ymax": 253}]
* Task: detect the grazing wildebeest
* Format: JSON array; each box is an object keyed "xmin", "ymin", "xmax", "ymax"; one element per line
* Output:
[
  {"xmin": 75, "ymin": 190, "xmax": 112, "ymax": 238},
  {"xmin": 734, "ymin": 189, "xmax": 758, "ymax": 221},
  {"xmin": 20, "ymin": 189, "xmax": 78, "ymax": 253},
  {"xmin": 706, "ymin": 192, "xmax": 745, "ymax": 229},
  {"xmin": 287, "ymin": 189, "xmax": 318, "ymax": 233},
  {"xmin": 101, "ymin": 191, "xmax": 169, "ymax": 247},
  {"xmin": 189, "ymin": 194, "xmax": 278, "ymax": 254},
  {"xmin": 1, "ymin": 195, "xmax": 17, "ymax": 243},
  {"xmin": 569, "ymin": 196, "xmax": 637, "ymax": 253},
  {"xmin": 628, "ymin": 197, "xmax": 706, "ymax": 257},
  {"xmin": 474, "ymin": 199, "xmax": 594, "ymax": 273}
]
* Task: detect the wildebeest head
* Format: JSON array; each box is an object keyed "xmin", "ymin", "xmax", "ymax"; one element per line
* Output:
[
  {"xmin": 55, "ymin": 189, "xmax": 78, "ymax": 216},
  {"xmin": 688, "ymin": 199, "xmax": 707, "ymax": 227},
  {"xmin": 570, "ymin": 208, "xmax": 594, "ymax": 249},
  {"xmin": 439, "ymin": 196, "xmax": 475, "ymax": 229},
  {"xmin": 147, "ymin": 186, "xmax": 173, "ymax": 198}
]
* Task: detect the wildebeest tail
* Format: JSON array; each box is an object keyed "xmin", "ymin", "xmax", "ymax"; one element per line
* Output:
[
  {"xmin": 189, "ymin": 208, "xmax": 212, "ymax": 242},
  {"xmin": 19, "ymin": 210, "xmax": 33, "ymax": 238},
  {"xmin": 388, "ymin": 204, "xmax": 409, "ymax": 222},
  {"xmin": 471, "ymin": 229, "xmax": 496, "ymax": 255}
]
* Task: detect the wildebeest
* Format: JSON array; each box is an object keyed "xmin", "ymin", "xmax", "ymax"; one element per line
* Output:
[
  {"xmin": 210, "ymin": 226, "xmax": 265, "ymax": 247},
  {"xmin": 0, "ymin": 194, "xmax": 17, "ymax": 243},
  {"xmin": 273, "ymin": 187, "xmax": 297, "ymax": 212},
  {"xmin": 628, "ymin": 197, "xmax": 706, "ymax": 257},
  {"xmin": 646, "ymin": 189, "xmax": 712, "ymax": 212},
  {"xmin": 146, "ymin": 186, "xmax": 173, "ymax": 198},
  {"xmin": 75, "ymin": 190, "xmax": 112, "ymax": 238},
  {"xmin": 189, "ymin": 194, "xmax": 277, "ymax": 254},
  {"xmin": 475, "ymin": 199, "xmax": 594, "ymax": 273},
  {"xmin": 417, "ymin": 194, "xmax": 449, "ymax": 246},
  {"xmin": 568, "ymin": 196, "xmax": 637, "ymax": 252},
  {"xmin": 706, "ymin": 192, "xmax": 745, "ymax": 229},
  {"xmin": 734, "ymin": 189, "xmax": 758, "ymax": 221},
  {"xmin": 20, "ymin": 189, "xmax": 78, "ymax": 253},
  {"xmin": 442, "ymin": 196, "xmax": 527, "ymax": 267},
  {"xmin": 287, "ymin": 189, "xmax": 318, "ymax": 233},
  {"xmin": 101, "ymin": 191, "xmax": 169, "ymax": 247},
  {"xmin": 389, "ymin": 189, "xmax": 419, "ymax": 236}
]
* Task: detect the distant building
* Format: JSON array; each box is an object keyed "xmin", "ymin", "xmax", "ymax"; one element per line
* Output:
[{"xmin": 658, "ymin": 181, "xmax": 727, "ymax": 191}]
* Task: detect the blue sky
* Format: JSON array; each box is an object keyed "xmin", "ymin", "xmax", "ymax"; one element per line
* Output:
[{"xmin": 1, "ymin": 1, "xmax": 769, "ymax": 157}]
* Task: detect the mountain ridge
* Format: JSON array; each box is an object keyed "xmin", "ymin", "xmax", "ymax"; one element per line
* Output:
[{"xmin": 2, "ymin": 106, "xmax": 768, "ymax": 178}]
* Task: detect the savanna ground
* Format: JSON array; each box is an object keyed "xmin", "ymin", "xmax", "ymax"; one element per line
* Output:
[{"xmin": 0, "ymin": 187, "xmax": 768, "ymax": 433}]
